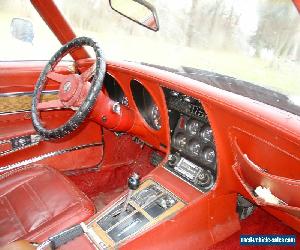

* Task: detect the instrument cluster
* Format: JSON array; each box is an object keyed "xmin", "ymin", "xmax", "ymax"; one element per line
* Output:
[
  {"xmin": 172, "ymin": 116, "xmax": 216, "ymax": 169},
  {"xmin": 103, "ymin": 74, "xmax": 162, "ymax": 131},
  {"xmin": 163, "ymin": 88, "xmax": 216, "ymax": 191}
]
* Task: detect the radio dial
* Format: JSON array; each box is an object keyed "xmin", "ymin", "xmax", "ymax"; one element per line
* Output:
[
  {"xmin": 194, "ymin": 170, "xmax": 213, "ymax": 187},
  {"xmin": 168, "ymin": 153, "xmax": 180, "ymax": 167}
]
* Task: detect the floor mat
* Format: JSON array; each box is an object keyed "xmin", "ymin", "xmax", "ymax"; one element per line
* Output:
[{"xmin": 209, "ymin": 208, "xmax": 299, "ymax": 250}]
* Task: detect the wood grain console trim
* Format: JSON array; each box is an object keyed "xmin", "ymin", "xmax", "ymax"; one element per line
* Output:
[
  {"xmin": 0, "ymin": 91, "xmax": 58, "ymax": 113},
  {"xmin": 87, "ymin": 179, "xmax": 186, "ymax": 249}
]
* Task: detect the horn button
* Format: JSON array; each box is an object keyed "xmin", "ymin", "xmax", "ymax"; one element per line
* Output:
[{"xmin": 59, "ymin": 74, "xmax": 84, "ymax": 107}]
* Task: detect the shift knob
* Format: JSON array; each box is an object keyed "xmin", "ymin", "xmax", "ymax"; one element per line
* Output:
[
  {"xmin": 128, "ymin": 173, "xmax": 140, "ymax": 190},
  {"xmin": 120, "ymin": 173, "xmax": 140, "ymax": 214}
]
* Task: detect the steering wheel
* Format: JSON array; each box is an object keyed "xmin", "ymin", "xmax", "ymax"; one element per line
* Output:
[{"xmin": 31, "ymin": 37, "xmax": 106, "ymax": 140}]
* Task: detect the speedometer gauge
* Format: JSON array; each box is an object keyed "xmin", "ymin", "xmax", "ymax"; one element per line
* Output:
[
  {"xmin": 130, "ymin": 80, "xmax": 162, "ymax": 130},
  {"xmin": 104, "ymin": 73, "xmax": 128, "ymax": 106}
]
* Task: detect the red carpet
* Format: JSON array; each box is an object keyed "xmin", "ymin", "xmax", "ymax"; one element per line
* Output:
[
  {"xmin": 68, "ymin": 144, "xmax": 155, "ymax": 198},
  {"xmin": 209, "ymin": 208, "xmax": 299, "ymax": 249}
]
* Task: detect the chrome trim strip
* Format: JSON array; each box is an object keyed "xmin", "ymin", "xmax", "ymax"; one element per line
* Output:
[
  {"xmin": 0, "ymin": 142, "xmax": 102, "ymax": 173},
  {"xmin": 0, "ymin": 90, "xmax": 59, "ymax": 97},
  {"xmin": 0, "ymin": 110, "xmax": 31, "ymax": 115},
  {"xmin": 0, "ymin": 108, "xmax": 66, "ymax": 116},
  {"xmin": 0, "ymin": 134, "xmax": 42, "ymax": 157}
]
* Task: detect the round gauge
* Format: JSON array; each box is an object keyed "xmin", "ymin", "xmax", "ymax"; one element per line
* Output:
[
  {"xmin": 201, "ymin": 147, "xmax": 216, "ymax": 164},
  {"xmin": 200, "ymin": 125, "xmax": 213, "ymax": 142},
  {"xmin": 187, "ymin": 139, "xmax": 201, "ymax": 156},
  {"xmin": 185, "ymin": 119, "xmax": 201, "ymax": 136},
  {"xmin": 173, "ymin": 133, "xmax": 187, "ymax": 150},
  {"xmin": 150, "ymin": 104, "xmax": 162, "ymax": 130},
  {"xmin": 104, "ymin": 73, "xmax": 128, "ymax": 106},
  {"xmin": 130, "ymin": 80, "xmax": 161, "ymax": 130}
]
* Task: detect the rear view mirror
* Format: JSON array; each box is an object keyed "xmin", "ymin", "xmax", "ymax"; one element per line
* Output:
[
  {"xmin": 109, "ymin": 0, "xmax": 159, "ymax": 31},
  {"xmin": 10, "ymin": 18, "xmax": 34, "ymax": 44}
]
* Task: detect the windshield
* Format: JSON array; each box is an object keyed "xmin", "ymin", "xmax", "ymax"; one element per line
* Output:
[
  {"xmin": 0, "ymin": 1, "xmax": 61, "ymax": 60},
  {"xmin": 58, "ymin": 0, "xmax": 300, "ymax": 105}
]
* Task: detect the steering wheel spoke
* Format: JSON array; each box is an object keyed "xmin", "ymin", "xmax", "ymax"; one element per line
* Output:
[
  {"xmin": 80, "ymin": 64, "xmax": 96, "ymax": 82},
  {"xmin": 47, "ymin": 71, "xmax": 70, "ymax": 83},
  {"xmin": 37, "ymin": 99, "xmax": 64, "ymax": 111}
]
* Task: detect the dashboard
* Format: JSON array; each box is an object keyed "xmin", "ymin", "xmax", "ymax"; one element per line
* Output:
[
  {"xmin": 102, "ymin": 70, "xmax": 216, "ymax": 192},
  {"xmin": 98, "ymin": 61, "xmax": 300, "ymax": 234}
]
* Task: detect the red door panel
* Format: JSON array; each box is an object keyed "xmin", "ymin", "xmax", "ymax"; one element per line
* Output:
[{"xmin": 0, "ymin": 61, "xmax": 103, "ymax": 171}]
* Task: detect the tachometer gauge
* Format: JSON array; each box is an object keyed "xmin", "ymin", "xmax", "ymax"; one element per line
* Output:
[
  {"xmin": 130, "ymin": 80, "xmax": 162, "ymax": 130},
  {"xmin": 104, "ymin": 73, "xmax": 128, "ymax": 106},
  {"xmin": 185, "ymin": 119, "xmax": 201, "ymax": 136},
  {"xmin": 187, "ymin": 139, "xmax": 201, "ymax": 156},
  {"xmin": 173, "ymin": 133, "xmax": 187, "ymax": 150},
  {"xmin": 200, "ymin": 125, "xmax": 213, "ymax": 142},
  {"xmin": 201, "ymin": 146, "xmax": 216, "ymax": 164}
]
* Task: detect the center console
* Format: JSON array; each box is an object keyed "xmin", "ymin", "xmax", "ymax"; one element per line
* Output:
[{"xmin": 86, "ymin": 179, "xmax": 185, "ymax": 249}]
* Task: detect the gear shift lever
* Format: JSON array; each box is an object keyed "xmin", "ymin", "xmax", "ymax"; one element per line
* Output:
[{"xmin": 121, "ymin": 172, "xmax": 140, "ymax": 213}]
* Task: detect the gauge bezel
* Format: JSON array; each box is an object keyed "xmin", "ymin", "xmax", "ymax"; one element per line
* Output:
[
  {"xmin": 200, "ymin": 124, "xmax": 213, "ymax": 142},
  {"xmin": 172, "ymin": 132, "xmax": 187, "ymax": 151},
  {"xmin": 130, "ymin": 79, "xmax": 162, "ymax": 130},
  {"xmin": 185, "ymin": 118, "xmax": 202, "ymax": 136},
  {"xmin": 103, "ymin": 73, "xmax": 128, "ymax": 106},
  {"xmin": 186, "ymin": 138, "xmax": 202, "ymax": 157},
  {"xmin": 200, "ymin": 144, "xmax": 216, "ymax": 165}
]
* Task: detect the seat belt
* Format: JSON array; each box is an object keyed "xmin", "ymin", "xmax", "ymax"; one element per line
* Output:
[{"xmin": 37, "ymin": 224, "xmax": 84, "ymax": 250}]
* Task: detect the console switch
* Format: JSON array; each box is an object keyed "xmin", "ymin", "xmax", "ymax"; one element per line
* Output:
[{"xmin": 144, "ymin": 194, "xmax": 177, "ymax": 218}]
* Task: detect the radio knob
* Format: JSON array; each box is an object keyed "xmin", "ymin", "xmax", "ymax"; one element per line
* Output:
[
  {"xmin": 168, "ymin": 153, "xmax": 180, "ymax": 167},
  {"xmin": 194, "ymin": 170, "xmax": 213, "ymax": 188}
]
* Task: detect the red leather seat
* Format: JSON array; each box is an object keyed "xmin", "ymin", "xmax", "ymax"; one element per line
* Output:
[{"xmin": 0, "ymin": 165, "xmax": 95, "ymax": 246}]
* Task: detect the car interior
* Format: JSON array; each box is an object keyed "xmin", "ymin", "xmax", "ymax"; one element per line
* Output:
[{"xmin": 0, "ymin": 0, "xmax": 299, "ymax": 249}]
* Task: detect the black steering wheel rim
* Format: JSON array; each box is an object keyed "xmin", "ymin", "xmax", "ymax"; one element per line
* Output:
[{"xmin": 31, "ymin": 37, "xmax": 106, "ymax": 140}]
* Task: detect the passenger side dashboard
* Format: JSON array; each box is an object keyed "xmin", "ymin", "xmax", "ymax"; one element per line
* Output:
[
  {"xmin": 38, "ymin": 59, "xmax": 299, "ymax": 249},
  {"xmin": 104, "ymin": 60, "xmax": 300, "ymax": 233}
]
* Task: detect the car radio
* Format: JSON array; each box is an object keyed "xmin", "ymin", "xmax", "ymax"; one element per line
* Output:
[{"xmin": 166, "ymin": 154, "xmax": 214, "ymax": 191}]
